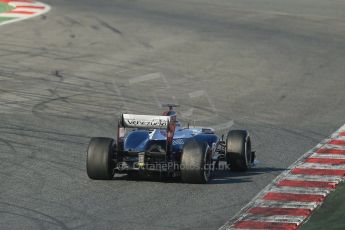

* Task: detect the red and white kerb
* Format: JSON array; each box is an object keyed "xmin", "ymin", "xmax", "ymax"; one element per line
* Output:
[
  {"xmin": 0, "ymin": 0, "xmax": 50, "ymax": 25},
  {"xmin": 219, "ymin": 125, "xmax": 345, "ymax": 230}
]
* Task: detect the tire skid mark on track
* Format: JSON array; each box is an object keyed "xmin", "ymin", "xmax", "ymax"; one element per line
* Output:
[
  {"xmin": 0, "ymin": 189, "xmax": 100, "ymax": 229},
  {"xmin": 219, "ymin": 124, "xmax": 345, "ymax": 230},
  {"xmin": 0, "ymin": 137, "xmax": 17, "ymax": 154},
  {"xmin": 0, "ymin": 117, "xmax": 86, "ymax": 183},
  {"xmin": 0, "ymin": 125, "xmax": 90, "ymax": 139},
  {"xmin": 0, "ymin": 211, "xmax": 47, "ymax": 230},
  {"xmin": 0, "ymin": 201, "xmax": 70, "ymax": 230},
  {"xmin": 0, "ymin": 128, "xmax": 87, "ymax": 145},
  {"xmin": 1, "ymin": 65, "xmax": 127, "ymax": 119}
]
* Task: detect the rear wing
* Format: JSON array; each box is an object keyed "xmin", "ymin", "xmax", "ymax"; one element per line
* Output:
[
  {"xmin": 121, "ymin": 114, "xmax": 170, "ymax": 129},
  {"xmin": 117, "ymin": 114, "xmax": 175, "ymax": 153}
]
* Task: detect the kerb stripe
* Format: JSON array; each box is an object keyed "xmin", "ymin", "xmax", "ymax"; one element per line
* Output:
[
  {"xmin": 316, "ymin": 148, "xmax": 345, "ymax": 154},
  {"xmin": 263, "ymin": 192, "xmax": 325, "ymax": 202},
  {"xmin": 248, "ymin": 207, "xmax": 311, "ymax": 217},
  {"xmin": 7, "ymin": 10, "xmax": 35, "ymax": 14},
  {"xmin": 233, "ymin": 220, "xmax": 298, "ymax": 230},
  {"xmin": 291, "ymin": 168, "xmax": 345, "ymax": 176},
  {"xmin": 277, "ymin": 179, "xmax": 337, "ymax": 189},
  {"xmin": 305, "ymin": 158, "xmax": 345, "ymax": 165},
  {"xmin": 328, "ymin": 140, "xmax": 345, "ymax": 145},
  {"xmin": 15, "ymin": 5, "xmax": 45, "ymax": 9}
]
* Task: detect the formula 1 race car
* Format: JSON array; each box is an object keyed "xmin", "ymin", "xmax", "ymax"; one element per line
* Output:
[{"xmin": 86, "ymin": 104, "xmax": 255, "ymax": 183}]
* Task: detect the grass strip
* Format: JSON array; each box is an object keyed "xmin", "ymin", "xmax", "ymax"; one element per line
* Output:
[
  {"xmin": 300, "ymin": 182, "xmax": 345, "ymax": 230},
  {"xmin": 0, "ymin": 2, "xmax": 14, "ymax": 13},
  {"xmin": 0, "ymin": 2, "xmax": 16, "ymax": 24}
]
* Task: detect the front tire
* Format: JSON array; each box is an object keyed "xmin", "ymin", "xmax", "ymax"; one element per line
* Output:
[
  {"xmin": 86, "ymin": 137, "xmax": 115, "ymax": 180},
  {"xmin": 226, "ymin": 130, "xmax": 251, "ymax": 172},
  {"xmin": 181, "ymin": 140, "xmax": 211, "ymax": 184}
]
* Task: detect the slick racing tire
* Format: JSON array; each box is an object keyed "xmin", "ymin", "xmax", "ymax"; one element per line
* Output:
[
  {"xmin": 181, "ymin": 140, "xmax": 211, "ymax": 184},
  {"xmin": 87, "ymin": 137, "xmax": 115, "ymax": 180},
  {"xmin": 226, "ymin": 130, "xmax": 251, "ymax": 172}
]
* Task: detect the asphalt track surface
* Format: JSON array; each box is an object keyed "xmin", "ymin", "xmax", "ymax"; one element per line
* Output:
[{"xmin": 1, "ymin": 0, "xmax": 345, "ymax": 229}]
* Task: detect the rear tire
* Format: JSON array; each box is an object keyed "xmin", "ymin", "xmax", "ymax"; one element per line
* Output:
[
  {"xmin": 86, "ymin": 137, "xmax": 115, "ymax": 180},
  {"xmin": 181, "ymin": 140, "xmax": 211, "ymax": 184},
  {"xmin": 226, "ymin": 130, "xmax": 251, "ymax": 172}
]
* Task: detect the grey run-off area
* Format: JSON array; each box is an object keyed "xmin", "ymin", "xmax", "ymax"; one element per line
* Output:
[{"xmin": 0, "ymin": 0, "xmax": 345, "ymax": 229}]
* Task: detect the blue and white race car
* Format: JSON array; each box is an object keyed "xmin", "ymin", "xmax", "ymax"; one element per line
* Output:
[{"xmin": 86, "ymin": 104, "xmax": 255, "ymax": 183}]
